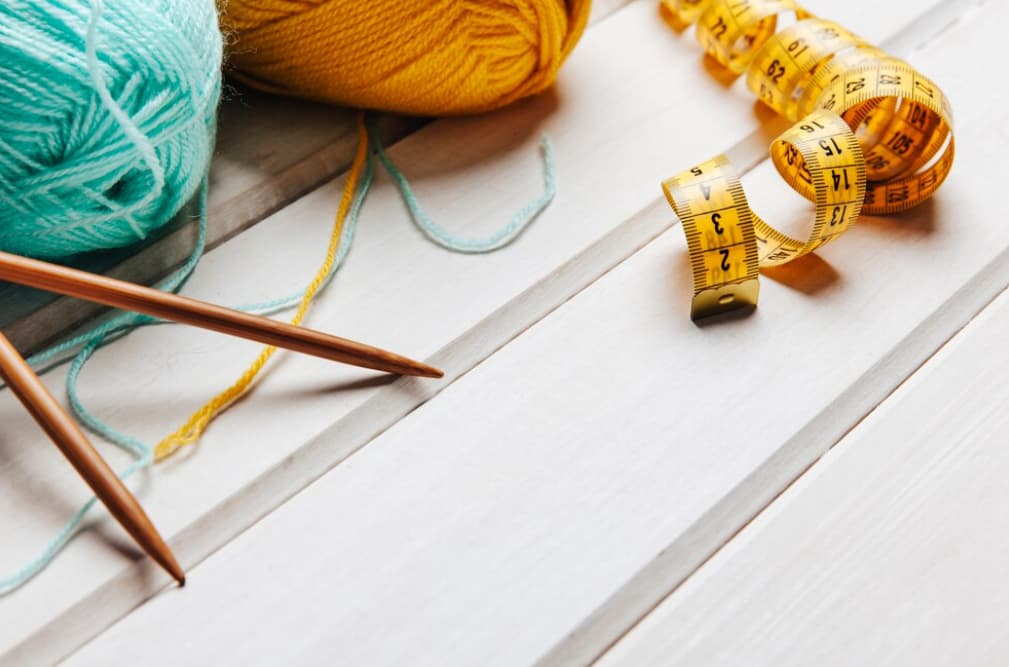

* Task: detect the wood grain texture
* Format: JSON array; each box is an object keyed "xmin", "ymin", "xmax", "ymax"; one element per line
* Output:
[
  {"xmin": 595, "ymin": 278, "xmax": 1009, "ymax": 666},
  {"xmin": 62, "ymin": 2, "xmax": 1001, "ymax": 666}
]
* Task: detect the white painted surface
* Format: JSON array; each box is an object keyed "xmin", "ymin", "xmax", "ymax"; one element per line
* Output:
[
  {"xmin": 1, "ymin": 0, "xmax": 752, "ymax": 662},
  {"xmin": 597, "ymin": 272, "xmax": 1009, "ymax": 667},
  {"xmin": 62, "ymin": 2, "xmax": 1003, "ymax": 666}
]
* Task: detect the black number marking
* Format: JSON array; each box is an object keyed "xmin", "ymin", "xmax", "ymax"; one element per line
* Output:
[
  {"xmin": 845, "ymin": 77, "xmax": 866, "ymax": 94},
  {"xmin": 919, "ymin": 169, "xmax": 939, "ymax": 192},
  {"xmin": 766, "ymin": 59, "xmax": 785, "ymax": 83},
  {"xmin": 886, "ymin": 132, "xmax": 914, "ymax": 156},
  {"xmin": 909, "ymin": 105, "xmax": 929, "ymax": 128},
  {"xmin": 914, "ymin": 79, "xmax": 934, "ymax": 98},
  {"xmin": 886, "ymin": 184, "xmax": 911, "ymax": 204},
  {"xmin": 767, "ymin": 249, "xmax": 791, "ymax": 262},
  {"xmin": 711, "ymin": 16, "xmax": 728, "ymax": 38},
  {"xmin": 829, "ymin": 204, "xmax": 847, "ymax": 226},
  {"xmin": 711, "ymin": 212, "xmax": 724, "ymax": 234},
  {"xmin": 798, "ymin": 162, "xmax": 813, "ymax": 185},
  {"xmin": 719, "ymin": 248, "xmax": 731, "ymax": 272},
  {"xmin": 831, "ymin": 169, "xmax": 850, "ymax": 191},
  {"xmin": 783, "ymin": 143, "xmax": 799, "ymax": 166},
  {"xmin": 866, "ymin": 153, "xmax": 890, "ymax": 171},
  {"xmin": 787, "ymin": 38, "xmax": 808, "ymax": 58},
  {"xmin": 818, "ymin": 137, "xmax": 843, "ymax": 156}
]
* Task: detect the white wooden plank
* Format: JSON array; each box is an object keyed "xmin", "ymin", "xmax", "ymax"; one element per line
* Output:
[
  {"xmin": 594, "ymin": 275, "xmax": 1009, "ymax": 667},
  {"xmin": 62, "ymin": 3, "xmax": 1003, "ymax": 666},
  {"xmin": 0, "ymin": 0, "xmax": 956, "ymax": 664}
]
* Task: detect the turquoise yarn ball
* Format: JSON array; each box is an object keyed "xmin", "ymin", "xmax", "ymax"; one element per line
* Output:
[{"xmin": 0, "ymin": 0, "xmax": 222, "ymax": 259}]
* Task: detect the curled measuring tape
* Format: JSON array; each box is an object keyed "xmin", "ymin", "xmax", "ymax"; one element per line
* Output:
[{"xmin": 660, "ymin": 0, "xmax": 954, "ymax": 319}]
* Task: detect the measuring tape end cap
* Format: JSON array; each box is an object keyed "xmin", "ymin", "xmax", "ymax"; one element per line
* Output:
[{"xmin": 690, "ymin": 279, "xmax": 760, "ymax": 321}]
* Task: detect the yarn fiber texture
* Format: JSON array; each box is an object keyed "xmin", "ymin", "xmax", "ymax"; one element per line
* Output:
[
  {"xmin": 0, "ymin": 0, "xmax": 222, "ymax": 259},
  {"xmin": 218, "ymin": 0, "xmax": 591, "ymax": 115}
]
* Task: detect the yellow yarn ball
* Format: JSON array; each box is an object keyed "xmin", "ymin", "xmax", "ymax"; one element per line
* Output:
[{"xmin": 218, "ymin": 0, "xmax": 591, "ymax": 115}]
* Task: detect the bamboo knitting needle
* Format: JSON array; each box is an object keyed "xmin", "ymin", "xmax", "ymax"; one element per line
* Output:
[
  {"xmin": 0, "ymin": 331, "xmax": 185, "ymax": 585},
  {"xmin": 0, "ymin": 251, "xmax": 442, "ymax": 379}
]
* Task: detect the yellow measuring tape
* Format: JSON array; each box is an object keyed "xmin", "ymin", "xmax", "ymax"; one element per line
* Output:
[{"xmin": 660, "ymin": 0, "xmax": 954, "ymax": 319}]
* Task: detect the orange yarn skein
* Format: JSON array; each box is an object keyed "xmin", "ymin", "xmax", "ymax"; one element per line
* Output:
[{"xmin": 218, "ymin": 0, "xmax": 591, "ymax": 115}]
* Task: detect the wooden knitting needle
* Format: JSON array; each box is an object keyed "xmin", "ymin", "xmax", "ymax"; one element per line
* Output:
[
  {"xmin": 0, "ymin": 331, "xmax": 185, "ymax": 585},
  {"xmin": 0, "ymin": 251, "xmax": 442, "ymax": 379}
]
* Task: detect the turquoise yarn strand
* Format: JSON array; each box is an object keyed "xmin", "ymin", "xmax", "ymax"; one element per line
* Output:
[
  {"xmin": 373, "ymin": 122, "xmax": 557, "ymax": 253},
  {"xmin": 1, "ymin": 113, "xmax": 558, "ymax": 594},
  {"xmin": 0, "ymin": 181, "xmax": 208, "ymax": 595},
  {"xmin": 0, "ymin": 0, "xmax": 221, "ymax": 259},
  {"xmin": 0, "ymin": 152, "xmax": 375, "ymax": 595}
]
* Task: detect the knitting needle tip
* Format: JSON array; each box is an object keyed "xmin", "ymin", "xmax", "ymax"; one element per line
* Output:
[
  {"xmin": 156, "ymin": 548, "xmax": 186, "ymax": 587},
  {"xmin": 414, "ymin": 362, "xmax": 444, "ymax": 379}
]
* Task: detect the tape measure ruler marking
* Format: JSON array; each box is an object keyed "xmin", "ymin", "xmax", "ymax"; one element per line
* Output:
[
  {"xmin": 662, "ymin": 155, "xmax": 761, "ymax": 319},
  {"xmin": 660, "ymin": 0, "xmax": 955, "ymax": 320}
]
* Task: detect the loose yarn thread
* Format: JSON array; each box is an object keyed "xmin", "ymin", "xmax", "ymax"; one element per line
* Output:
[
  {"xmin": 156, "ymin": 114, "xmax": 556, "ymax": 459},
  {"xmin": 0, "ymin": 186, "xmax": 208, "ymax": 594},
  {"xmin": 155, "ymin": 114, "xmax": 371, "ymax": 459},
  {"xmin": 2, "ymin": 114, "xmax": 557, "ymax": 592}
]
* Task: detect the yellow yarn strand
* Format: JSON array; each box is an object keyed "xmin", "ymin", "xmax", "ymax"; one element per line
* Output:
[{"xmin": 155, "ymin": 112, "xmax": 370, "ymax": 461}]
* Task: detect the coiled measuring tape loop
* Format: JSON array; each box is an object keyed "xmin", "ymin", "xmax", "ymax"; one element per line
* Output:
[
  {"xmin": 813, "ymin": 59, "xmax": 955, "ymax": 214},
  {"xmin": 758, "ymin": 111, "xmax": 866, "ymax": 266},
  {"xmin": 658, "ymin": 0, "xmax": 955, "ymax": 318},
  {"xmin": 745, "ymin": 18, "xmax": 870, "ymax": 121},
  {"xmin": 663, "ymin": 110, "xmax": 864, "ymax": 318},
  {"xmin": 747, "ymin": 27, "xmax": 953, "ymax": 190}
]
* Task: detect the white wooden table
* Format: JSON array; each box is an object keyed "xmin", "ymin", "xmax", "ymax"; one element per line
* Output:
[{"xmin": 2, "ymin": 0, "xmax": 1004, "ymax": 664}]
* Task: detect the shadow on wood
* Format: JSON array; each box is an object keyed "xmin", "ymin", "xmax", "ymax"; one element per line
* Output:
[{"xmin": 762, "ymin": 253, "xmax": 841, "ymax": 296}]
